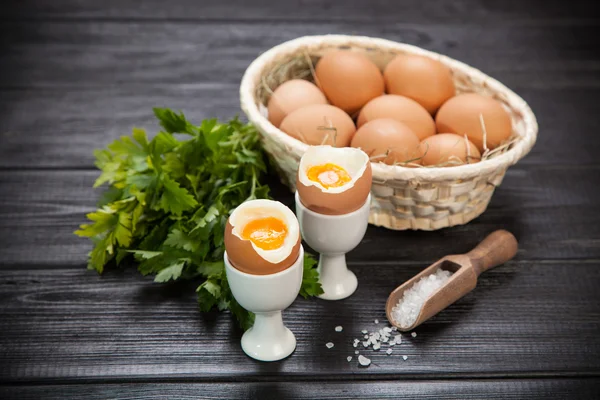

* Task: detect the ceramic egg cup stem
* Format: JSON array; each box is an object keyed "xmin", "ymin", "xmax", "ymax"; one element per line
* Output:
[
  {"xmin": 295, "ymin": 192, "xmax": 371, "ymax": 301},
  {"xmin": 224, "ymin": 247, "xmax": 304, "ymax": 362},
  {"xmin": 317, "ymin": 253, "xmax": 357, "ymax": 301}
]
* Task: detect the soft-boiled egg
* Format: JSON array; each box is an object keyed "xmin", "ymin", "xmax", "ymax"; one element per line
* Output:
[
  {"xmin": 296, "ymin": 145, "xmax": 372, "ymax": 215},
  {"xmin": 224, "ymin": 199, "xmax": 301, "ymax": 275}
]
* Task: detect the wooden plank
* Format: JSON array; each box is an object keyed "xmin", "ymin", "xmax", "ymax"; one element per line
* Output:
[
  {"xmin": 1, "ymin": 0, "xmax": 597, "ymax": 23},
  {"xmin": 1, "ymin": 260, "xmax": 599, "ymax": 382},
  {"xmin": 0, "ymin": 84, "xmax": 598, "ymax": 168},
  {"xmin": 0, "ymin": 167, "xmax": 599, "ymax": 267},
  {"xmin": 1, "ymin": 379, "xmax": 599, "ymax": 399},
  {"xmin": 1, "ymin": 21, "xmax": 598, "ymax": 90}
]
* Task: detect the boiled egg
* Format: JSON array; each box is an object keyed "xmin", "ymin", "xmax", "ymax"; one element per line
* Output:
[
  {"xmin": 267, "ymin": 79, "xmax": 328, "ymax": 128},
  {"xmin": 435, "ymin": 93, "xmax": 512, "ymax": 152},
  {"xmin": 351, "ymin": 118, "xmax": 422, "ymax": 166},
  {"xmin": 297, "ymin": 145, "xmax": 372, "ymax": 215},
  {"xmin": 224, "ymin": 199, "xmax": 301, "ymax": 275},
  {"xmin": 419, "ymin": 133, "xmax": 481, "ymax": 166},
  {"xmin": 384, "ymin": 54, "xmax": 455, "ymax": 114},
  {"xmin": 315, "ymin": 51, "xmax": 384, "ymax": 114},
  {"xmin": 279, "ymin": 104, "xmax": 356, "ymax": 147},
  {"xmin": 356, "ymin": 94, "xmax": 435, "ymax": 140}
]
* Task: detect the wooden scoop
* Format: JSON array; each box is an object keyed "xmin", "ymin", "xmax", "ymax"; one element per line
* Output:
[{"xmin": 385, "ymin": 230, "xmax": 518, "ymax": 332}]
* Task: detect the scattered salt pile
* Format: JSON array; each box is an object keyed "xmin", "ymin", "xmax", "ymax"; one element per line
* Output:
[{"xmin": 391, "ymin": 268, "xmax": 453, "ymax": 329}]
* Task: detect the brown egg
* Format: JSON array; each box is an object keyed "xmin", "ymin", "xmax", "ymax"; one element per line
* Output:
[
  {"xmin": 267, "ymin": 79, "xmax": 328, "ymax": 128},
  {"xmin": 435, "ymin": 93, "xmax": 512, "ymax": 152},
  {"xmin": 296, "ymin": 146, "xmax": 372, "ymax": 215},
  {"xmin": 420, "ymin": 133, "xmax": 481, "ymax": 166},
  {"xmin": 279, "ymin": 104, "xmax": 356, "ymax": 147},
  {"xmin": 351, "ymin": 118, "xmax": 422, "ymax": 165},
  {"xmin": 384, "ymin": 54, "xmax": 455, "ymax": 114},
  {"xmin": 315, "ymin": 51, "xmax": 384, "ymax": 114},
  {"xmin": 224, "ymin": 200, "xmax": 301, "ymax": 275},
  {"xmin": 356, "ymin": 94, "xmax": 435, "ymax": 140}
]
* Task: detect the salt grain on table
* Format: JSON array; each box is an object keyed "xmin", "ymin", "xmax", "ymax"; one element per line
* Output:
[
  {"xmin": 391, "ymin": 268, "xmax": 452, "ymax": 329},
  {"xmin": 402, "ymin": 355, "xmax": 408, "ymax": 361},
  {"xmin": 373, "ymin": 343, "xmax": 381, "ymax": 351},
  {"xmin": 364, "ymin": 334, "xmax": 368, "ymax": 339},
  {"xmin": 395, "ymin": 334, "xmax": 402, "ymax": 344},
  {"xmin": 326, "ymin": 342, "xmax": 334, "ymax": 349},
  {"xmin": 335, "ymin": 326, "xmax": 343, "ymax": 332},
  {"xmin": 361, "ymin": 330, "xmax": 368, "ymax": 334},
  {"xmin": 355, "ymin": 350, "xmax": 359, "ymax": 355},
  {"xmin": 374, "ymin": 319, "xmax": 379, "ymax": 324},
  {"xmin": 386, "ymin": 349, "xmax": 393, "ymax": 355},
  {"xmin": 358, "ymin": 355, "xmax": 371, "ymax": 367},
  {"xmin": 347, "ymin": 356, "xmax": 352, "ymax": 362},
  {"xmin": 411, "ymin": 332, "xmax": 417, "ymax": 338}
]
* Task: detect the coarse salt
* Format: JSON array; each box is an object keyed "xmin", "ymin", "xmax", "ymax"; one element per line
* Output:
[
  {"xmin": 373, "ymin": 343, "xmax": 381, "ymax": 351},
  {"xmin": 391, "ymin": 268, "xmax": 452, "ymax": 329},
  {"xmin": 411, "ymin": 332, "xmax": 417, "ymax": 338},
  {"xmin": 347, "ymin": 356, "xmax": 352, "ymax": 362},
  {"xmin": 335, "ymin": 326, "xmax": 343, "ymax": 332},
  {"xmin": 402, "ymin": 355, "xmax": 408, "ymax": 361},
  {"xmin": 374, "ymin": 319, "xmax": 379, "ymax": 324},
  {"xmin": 326, "ymin": 342, "xmax": 334, "ymax": 349},
  {"xmin": 355, "ymin": 350, "xmax": 359, "ymax": 355},
  {"xmin": 394, "ymin": 334, "xmax": 402, "ymax": 344},
  {"xmin": 358, "ymin": 355, "xmax": 371, "ymax": 367},
  {"xmin": 361, "ymin": 330, "xmax": 368, "ymax": 334},
  {"xmin": 386, "ymin": 348, "xmax": 393, "ymax": 355}
]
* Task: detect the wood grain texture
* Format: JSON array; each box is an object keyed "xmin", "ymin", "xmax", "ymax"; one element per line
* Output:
[
  {"xmin": 1, "ymin": 379, "xmax": 599, "ymax": 400},
  {"xmin": 1, "ymin": 166, "xmax": 599, "ymax": 267},
  {"xmin": 0, "ymin": 85, "xmax": 599, "ymax": 168},
  {"xmin": 1, "ymin": 0, "xmax": 597, "ymax": 23},
  {"xmin": 1, "ymin": 261, "xmax": 599, "ymax": 382},
  {"xmin": 1, "ymin": 21, "xmax": 598, "ymax": 89}
]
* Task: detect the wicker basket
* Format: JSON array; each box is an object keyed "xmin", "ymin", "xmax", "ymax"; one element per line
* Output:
[{"xmin": 240, "ymin": 35, "xmax": 538, "ymax": 230}]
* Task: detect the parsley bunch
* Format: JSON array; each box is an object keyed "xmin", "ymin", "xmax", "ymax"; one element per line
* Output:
[{"xmin": 75, "ymin": 108, "xmax": 323, "ymax": 330}]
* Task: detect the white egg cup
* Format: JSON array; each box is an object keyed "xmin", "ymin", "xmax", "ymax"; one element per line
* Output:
[
  {"xmin": 224, "ymin": 246, "xmax": 304, "ymax": 362},
  {"xmin": 295, "ymin": 192, "xmax": 371, "ymax": 300}
]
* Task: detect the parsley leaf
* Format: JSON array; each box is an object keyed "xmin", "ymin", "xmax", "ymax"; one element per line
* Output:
[{"xmin": 75, "ymin": 108, "xmax": 322, "ymax": 330}]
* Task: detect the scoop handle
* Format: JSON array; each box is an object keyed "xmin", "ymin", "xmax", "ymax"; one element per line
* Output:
[{"xmin": 466, "ymin": 230, "xmax": 518, "ymax": 276}]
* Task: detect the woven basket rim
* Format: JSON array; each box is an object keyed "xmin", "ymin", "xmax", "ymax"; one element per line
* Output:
[{"xmin": 240, "ymin": 34, "xmax": 538, "ymax": 182}]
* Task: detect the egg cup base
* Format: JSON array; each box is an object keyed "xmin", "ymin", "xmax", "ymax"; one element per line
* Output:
[{"xmin": 241, "ymin": 313, "xmax": 297, "ymax": 362}]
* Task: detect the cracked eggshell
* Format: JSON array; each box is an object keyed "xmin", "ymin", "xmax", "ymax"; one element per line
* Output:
[
  {"xmin": 224, "ymin": 200, "xmax": 301, "ymax": 275},
  {"xmin": 296, "ymin": 146, "xmax": 372, "ymax": 215}
]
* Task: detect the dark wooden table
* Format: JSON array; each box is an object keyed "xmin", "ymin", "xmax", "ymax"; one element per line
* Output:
[{"xmin": 1, "ymin": 1, "xmax": 599, "ymax": 398}]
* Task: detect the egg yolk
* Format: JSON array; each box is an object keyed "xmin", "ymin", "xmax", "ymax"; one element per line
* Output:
[
  {"xmin": 306, "ymin": 163, "xmax": 352, "ymax": 189},
  {"xmin": 241, "ymin": 217, "xmax": 288, "ymax": 250}
]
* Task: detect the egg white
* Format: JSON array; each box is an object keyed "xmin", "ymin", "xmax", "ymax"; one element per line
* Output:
[
  {"xmin": 229, "ymin": 199, "xmax": 300, "ymax": 264},
  {"xmin": 298, "ymin": 145, "xmax": 369, "ymax": 193}
]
